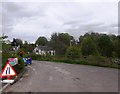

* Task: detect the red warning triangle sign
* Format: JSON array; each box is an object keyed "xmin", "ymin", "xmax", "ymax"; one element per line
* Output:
[{"xmin": 2, "ymin": 62, "xmax": 17, "ymax": 77}]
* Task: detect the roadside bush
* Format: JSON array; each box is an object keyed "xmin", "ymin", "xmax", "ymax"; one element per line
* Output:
[
  {"xmin": 98, "ymin": 35, "xmax": 114, "ymax": 57},
  {"xmin": 29, "ymin": 53, "xmax": 41, "ymax": 60},
  {"xmin": 2, "ymin": 52, "xmax": 11, "ymax": 68},
  {"xmin": 2, "ymin": 50, "xmax": 25, "ymax": 74},
  {"xmin": 13, "ymin": 57, "xmax": 24, "ymax": 74},
  {"xmin": 51, "ymin": 56, "xmax": 119, "ymax": 69},
  {"xmin": 45, "ymin": 54, "xmax": 54, "ymax": 61},
  {"xmin": 66, "ymin": 46, "xmax": 80, "ymax": 60},
  {"xmin": 81, "ymin": 37, "xmax": 99, "ymax": 56},
  {"xmin": 29, "ymin": 53, "xmax": 54, "ymax": 61},
  {"xmin": 16, "ymin": 49, "xmax": 27, "ymax": 57}
]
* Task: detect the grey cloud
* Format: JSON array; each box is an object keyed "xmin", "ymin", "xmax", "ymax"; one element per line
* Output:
[
  {"xmin": 2, "ymin": 2, "xmax": 118, "ymax": 42},
  {"xmin": 63, "ymin": 20, "xmax": 83, "ymax": 25},
  {"xmin": 63, "ymin": 20, "xmax": 105, "ymax": 32},
  {"xmin": 109, "ymin": 24, "xmax": 118, "ymax": 28},
  {"xmin": 65, "ymin": 22, "xmax": 118, "ymax": 39},
  {"xmin": 3, "ymin": 2, "xmax": 23, "ymax": 14},
  {"xmin": 2, "ymin": 2, "xmax": 46, "ymax": 34},
  {"xmin": 3, "ymin": 2, "xmax": 44, "ymax": 18}
]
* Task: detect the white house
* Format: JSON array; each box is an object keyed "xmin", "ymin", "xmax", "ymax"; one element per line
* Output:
[{"xmin": 33, "ymin": 45, "xmax": 55, "ymax": 56}]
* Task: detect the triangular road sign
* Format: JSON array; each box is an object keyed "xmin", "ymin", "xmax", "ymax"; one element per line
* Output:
[{"xmin": 2, "ymin": 62, "xmax": 17, "ymax": 77}]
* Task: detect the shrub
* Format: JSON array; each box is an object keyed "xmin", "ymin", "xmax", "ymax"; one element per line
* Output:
[
  {"xmin": 29, "ymin": 53, "xmax": 41, "ymax": 60},
  {"xmin": 29, "ymin": 53, "xmax": 54, "ymax": 61},
  {"xmin": 13, "ymin": 57, "xmax": 24, "ymax": 74},
  {"xmin": 66, "ymin": 46, "xmax": 80, "ymax": 60},
  {"xmin": 2, "ymin": 52, "xmax": 11, "ymax": 68},
  {"xmin": 51, "ymin": 56, "xmax": 119, "ymax": 69},
  {"xmin": 2, "ymin": 50, "xmax": 25, "ymax": 74},
  {"xmin": 16, "ymin": 49, "xmax": 27, "ymax": 57},
  {"xmin": 98, "ymin": 35, "xmax": 114, "ymax": 57},
  {"xmin": 81, "ymin": 37, "xmax": 99, "ymax": 56}
]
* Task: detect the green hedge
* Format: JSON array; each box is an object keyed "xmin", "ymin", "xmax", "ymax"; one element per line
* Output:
[
  {"xmin": 2, "ymin": 51, "xmax": 25, "ymax": 74},
  {"xmin": 50, "ymin": 56, "xmax": 119, "ymax": 69},
  {"xmin": 29, "ymin": 53, "xmax": 119, "ymax": 69},
  {"xmin": 29, "ymin": 53, "xmax": 54, "ymax": 61},
  {"xmin": 13, "ymin": 57, "xmax": 24, "ymax": 74},
  {"xmin": 2, "ymin": 52, "xmax": 11, "ymax": 68}
]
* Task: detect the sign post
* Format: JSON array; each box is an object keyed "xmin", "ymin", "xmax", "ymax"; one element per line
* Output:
[{"xmin": 1, "ymin": 62, "xmax": 17, "ymax": 83}]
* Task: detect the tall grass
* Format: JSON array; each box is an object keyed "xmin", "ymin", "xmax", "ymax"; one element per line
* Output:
[{"xmin": 30, "ymin": 53, "xmax": 119, "ymax": 69}]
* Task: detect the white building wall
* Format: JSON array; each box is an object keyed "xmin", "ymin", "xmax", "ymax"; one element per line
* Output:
[{"xmin": 34, "ymin": 47, "xmax": 55, "ymax": 56}]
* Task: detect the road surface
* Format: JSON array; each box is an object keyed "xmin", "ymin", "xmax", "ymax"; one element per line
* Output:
[{"xmin": 3, "ymin": 61, "xmax": 118, "ymax": 92}]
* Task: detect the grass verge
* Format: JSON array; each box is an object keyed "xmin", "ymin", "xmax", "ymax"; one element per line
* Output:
[{"xmin": 50, "ymin": 59, "xmax": 119, "ymax": 69}]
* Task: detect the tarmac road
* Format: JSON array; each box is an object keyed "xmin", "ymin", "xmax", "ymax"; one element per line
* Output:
[{"xmin": 3, "ymin": 61, "xmax": 118, "ymax": 92}]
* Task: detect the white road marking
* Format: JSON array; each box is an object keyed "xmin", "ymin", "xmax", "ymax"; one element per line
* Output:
[
  {"xmin": 54, "ymin": 67, "xmax": 71, "ymax": 75},
  {"xmin": 20, "ymin": 77, "xmax": 23, "ymax": 81},
  {"xmin": 28, "ymin": 65, "xmax": 36, "ymax": 71},
  {"xmin": 29, "ymin": 81, "xmax": 32, "ymax": 85},
  {"xmin": 45, "ymin": 65, "xmax": 53, "ymax": 68},
  {"xmin": 45, "ymin": 65, "xmax": 71, "ymax": 75},
  {"xmin": 27, "ymin": 65, "xmax": 37, "ymax": 75},
  {"xmin": 49, "ymin": 76, "xmax": 53, "ymax": 81}
]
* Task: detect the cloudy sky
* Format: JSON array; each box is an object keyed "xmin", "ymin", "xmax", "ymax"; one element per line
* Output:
[{"xmin": 1, "ymin": 0, "xmax": 119, "ymax": 43}]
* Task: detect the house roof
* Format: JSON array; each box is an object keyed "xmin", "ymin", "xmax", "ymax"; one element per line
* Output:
[{"xmin": 36, "ymin": 45, "xmax": 53, "ymax": 51}]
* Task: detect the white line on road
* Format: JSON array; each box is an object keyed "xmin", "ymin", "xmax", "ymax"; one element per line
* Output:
[
  {"xmin": 49, "ymin": 76, "xmax": 53, "ymax": 81},
  {"xmin": 28, "ymin": 65, "xmax": 36, "ymax": 71},
  {"xmin": 27, "ymin": 65, "xmax": 37, "ymax": 75},
  {"xmin": 54, "ymin": 67, "xmax": 71, "ymax": 75},
  {"xmin": 20, "ymin": 77, "xmax": 23, "ymax": 81},
  {"xmin": 45, "ymin": 65, "xmax": 71, "ymax": 75},
  {"xmin": 29, "ymin": 81, "xmax": 32, "ymax": 85}
]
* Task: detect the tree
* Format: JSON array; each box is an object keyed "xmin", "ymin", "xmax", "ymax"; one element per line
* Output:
[
  {"xmin": 22, "ymin": 41, "xmax": 29, "ymax": 53},
  {"xmin": 2, "ymin": 33, "xmax": 8, "ymax": 39},
  {"xmin": 50, "ymin": 33, "xmax": 75, "ymax": 56},
  {"xmin": 22, "ymin": 43, "xmax": 35, "ymax": 53},
  {"xmin": 11, "ymin": 38, "xmax": 23, "ymax": 47},
  {"xmin": 81, "ymin": 37, "xmax": 99, "ymax": 56},
  {"xmin": 27, "ymin": 44, "xmax": 35, "ymax": 53},
  {"xmin": 116, "ymin": 36, "xmax": 120, "ymax": 57},
  {"xmin": 16, "ymin": 39, "xmax": 23, "ymax": 47},
  {"xmin": 1, "ymin": 34, "xmax": 8, "ymax": 44},
  {"xmin": 66, "ymin": 46, "xmax": 80, "ymax": 60},
  {"xmin": 108, "ymin": 35, "xmax": 118, "ymax": 57},
  {"xmin": 2, "ymin": 36, "xmax": 8, "ymax": 39},
  {"xmin": 78, "ymin": 35, "xmax": 84, "ymax": 46},
  {"xmin": 58, "ymin": 33, "xmax": 73, "ymax": 46},
  {"xmin": 98, "ymin": 34, "xmax": 114, "ymax": 57},
  {"xmin": 35, "ymin": 37, "xmax": 48, "ymax": 46},
  {"xmin": 78, "ymin": 32, "xmax": 100, "ymax": 45},
  {"xmin": 24, "ymin": 41, "xmax": 28, "ymax": 45}
]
